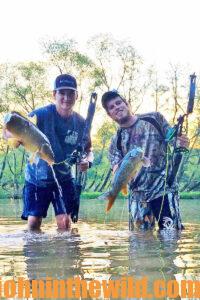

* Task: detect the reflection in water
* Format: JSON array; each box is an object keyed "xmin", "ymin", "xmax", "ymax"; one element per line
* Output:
[
  {"xmin": 174, "ymin": 224, "xmax": 200, "ymax": 285},
  {"xmin": 127, "ymin": 229, "xmax": 182, "ymax": 299},
  {"xmin": 0, "ymin": 199, "xmax": 199, "ymax": 299},
  {"xmin": 23, "ymin": 227, "xmax": 83, "ymax": 280}
]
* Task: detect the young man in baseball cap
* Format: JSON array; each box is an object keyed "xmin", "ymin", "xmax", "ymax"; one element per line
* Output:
[{"xmin": 21, "ymin": 74, "xmax": 93, "ymax": 231}]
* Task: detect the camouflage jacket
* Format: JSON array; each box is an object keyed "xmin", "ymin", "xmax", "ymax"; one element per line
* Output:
[{"xmin": 108, "ymin": 112, "xmax": 178, "ymax": 202}]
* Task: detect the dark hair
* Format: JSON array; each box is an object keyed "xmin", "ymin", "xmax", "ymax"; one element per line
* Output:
[{"xmin": 101, "ymin": 90, "xmax": 127, "ymax": 110}]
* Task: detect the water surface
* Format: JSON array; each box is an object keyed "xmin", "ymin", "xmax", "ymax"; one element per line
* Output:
[{"xmin": 0, "ymin": 198, "xmax": 199, "ymax": 299}]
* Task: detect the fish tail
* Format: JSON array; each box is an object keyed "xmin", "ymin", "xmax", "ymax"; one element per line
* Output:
[
  {"xmin": 98, "ymin": 192, "xmax": 116, "ymax": 212},
  {"xmin": 106, "ymin": 195, "xmax": 116, "ymax": 212}
]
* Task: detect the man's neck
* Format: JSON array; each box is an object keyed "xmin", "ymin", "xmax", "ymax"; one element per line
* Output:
[
  {"xmin": 56, "ymin": 107, "xmax": 73, "ymax": 118},
  {"xmin": 119, "ymin": 115, "xmax": 137, "ymax": 128}
]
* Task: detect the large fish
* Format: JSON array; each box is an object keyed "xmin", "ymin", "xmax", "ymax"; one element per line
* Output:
[
  {"xmin": 103, "ymin": 147, "xmax": 149, "ymax": 212},
  {"xmin": 3, "ymin": 112, "xmax": 55, "ymax": 165}
]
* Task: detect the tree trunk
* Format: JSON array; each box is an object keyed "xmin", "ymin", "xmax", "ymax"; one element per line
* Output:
[{"xmin": 98, "ymin": 168, "xmax": 112, "ymax": 192}]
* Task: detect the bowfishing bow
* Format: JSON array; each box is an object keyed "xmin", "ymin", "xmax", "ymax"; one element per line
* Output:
[
  {"xmin": 166, "ymin": 73, "xmax": 196, "ymax": 186},
  {"xmin": 166, "ymin": 73, "xmax": 196, "ymax": 148},
  {"xmin": 70, "ymin": 92, "xmax": 98, "ymax": 223}
]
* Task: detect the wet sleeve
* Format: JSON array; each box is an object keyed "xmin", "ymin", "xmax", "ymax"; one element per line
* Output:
[{"xmin": 108, "ymin": 135, "xmax": 123, "ymax": 170}]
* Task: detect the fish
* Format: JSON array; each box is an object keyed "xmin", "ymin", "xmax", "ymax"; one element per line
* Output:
[
  {"xmin": 3, "ymin": 112, "xmax": 55, "ymax": 165},
  {"xmin": 102, "ymin": 147, "xmax": 149, "ymax": 212}
]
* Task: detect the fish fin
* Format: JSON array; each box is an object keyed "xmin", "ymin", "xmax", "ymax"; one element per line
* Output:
[
  {"xmin": 121, "ymin": 185, "xmax": 128, "ymax": 196},
  {"xmin": 39, "ymin": 143, "xmax": 54, "ymax": 165},
  {"xmin": 29, "ymin": 152, "xmax": 38, "ymax": 165},
  {"xmin": 7, "ymin": 138, "xmax": 21, "ymax": 148},
  {"xmin": 98, "ymin": 192, "xmax": 116, "ymax": 212},
  {"xmin": 106, "ymin": 195, "xmax": 116, "ymax": 212}
]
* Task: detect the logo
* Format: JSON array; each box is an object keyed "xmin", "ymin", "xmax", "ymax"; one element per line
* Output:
[{"xmin": 64, "ymin": 130, "xmax": 78, "ymax": 145}]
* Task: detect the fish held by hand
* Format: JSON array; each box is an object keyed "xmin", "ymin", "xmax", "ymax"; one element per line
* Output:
[
  {"xmin": 100, "ymin": 147, "xmax": 149, "ymax": 212},
  {"xmin": 3, "ymin": 112, "xmax": 55, "ymax": 166}
]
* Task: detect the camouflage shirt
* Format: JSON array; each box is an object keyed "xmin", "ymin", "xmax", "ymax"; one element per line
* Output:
[{"xmin": 108, "ymin": 112, "xmax": 178, "ymax": 202}]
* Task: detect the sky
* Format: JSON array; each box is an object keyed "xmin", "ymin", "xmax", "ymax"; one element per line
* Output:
[{"xmin": 0, "ymin": 0, "xmax": 200, "ymax": 75}]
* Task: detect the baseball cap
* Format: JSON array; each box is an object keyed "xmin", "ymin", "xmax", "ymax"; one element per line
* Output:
[{"xmin": 54, "ymin": 74, "xmax": 77, "ymax": 91}]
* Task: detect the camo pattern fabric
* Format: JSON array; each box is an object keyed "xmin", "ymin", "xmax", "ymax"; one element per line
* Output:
[
  {"xmin": 108, "ymin": 112, "xmax": 182, "ymax": 230},
  {"xmin": 129, "ymin": 192, "xmax": 183, "ymax": 230}
]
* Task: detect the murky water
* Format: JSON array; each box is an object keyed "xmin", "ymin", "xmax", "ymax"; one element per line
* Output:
[{"xmin": 0, "ymin": 198, "xmax": 199, "ymax": 299}]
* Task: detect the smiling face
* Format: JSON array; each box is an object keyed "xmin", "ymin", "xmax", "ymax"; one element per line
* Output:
[
  {"xmin": 53, "ymin": 89, "xmax": 78, "ymax": 117},
  {"xmin": 106, "ymin": 96, "xmax": 132, "ymax": 124}
]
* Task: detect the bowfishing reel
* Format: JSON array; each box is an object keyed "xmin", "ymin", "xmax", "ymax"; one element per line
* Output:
[{"xmin": 67, "ymin": 145, "xmax": 83, "ymax": 167}]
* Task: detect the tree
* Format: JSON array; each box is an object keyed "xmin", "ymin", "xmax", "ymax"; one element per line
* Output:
[
  {"xmin": 3, "ymin": 62, "xmax": 51, "ymax": 113},
  {"xmin": 41, "ymin": 38, "xmax": 95, "ymax": 109},
  {"xmin": 148, "ymin": 67, "xmax": 169, "ymax": 112},
  {"xmin": 87, "ymin": 34, "xmax": 151, "ymax": 113}
]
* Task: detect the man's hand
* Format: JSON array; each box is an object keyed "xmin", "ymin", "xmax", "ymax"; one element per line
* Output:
[
  {"xmin": 176, "ymin": 134, "xmax": 190, "ymax": 149},
  {"xmin": 78, "ymin": 151, "xmax": 94, "ymax": 172},
  {"xmin": 78, "ymin": 159, "xmax": 89, "ymax": 172},
  {"xmin": 112, "ymin": 164, "xmax": 119, "ymax": 174}
]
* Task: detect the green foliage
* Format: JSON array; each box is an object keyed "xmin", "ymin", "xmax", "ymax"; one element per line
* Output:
[
  {"xmin": 181, "ymin": 192, "xmax": 200, "ymax": 199},
  {"xmin": 81, "ymin": 192, "xmax": 101, "ymax": 199},
  {"xmin": 18, "ymin": 62, "xmax": 45, "ymax": 80},
  {"xmin": 93, "ymin": 119, "xmax": 117, "ymax": 150},
  {"xmin": 41, "ymin": 37, "xmax": 99, "ymax": 106},
  {"xmin": 179, "ymin": 149, "xmax": 200, "ymax": 191},
  {"xmin": 0, "ymin": 34, "xmax": 199, "ymax": 196},
  {"xmin": 0, "ymin": 148, "xmax": 26, "ymax": 198},
  {"xmin": 0, "ymin": 61, "xmax": 50, "ymax": 114},
  {"xmin": 82, "ymin": 191, "xmax": 200, "ymax": 200}
]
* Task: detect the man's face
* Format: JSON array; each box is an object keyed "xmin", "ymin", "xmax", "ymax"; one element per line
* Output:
[
  {"xmin": 54, "ymin": 89, "xmax": 78, "ymax": 115},
  {"xmin": 106, "ymin": 96, "xmax": 131, "ymax": 123}
]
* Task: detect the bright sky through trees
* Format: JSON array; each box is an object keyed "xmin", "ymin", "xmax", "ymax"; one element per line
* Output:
[{"xmin": 0, "ymin": 0, "xmax": 199, "ymax": 74}]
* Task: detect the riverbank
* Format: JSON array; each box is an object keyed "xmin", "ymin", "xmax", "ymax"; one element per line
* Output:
[
  {"xmin": 0, "ymin": 189, "xmax": 199, "ymax": 200},
  {"xmin": 81, "ymin": 191, "xmax": 200, "ymax": 200}
]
